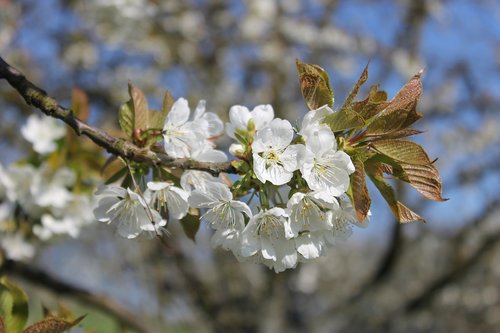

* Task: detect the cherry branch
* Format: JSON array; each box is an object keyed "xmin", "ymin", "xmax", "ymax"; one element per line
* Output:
[{"xmin": 0, "ymin": 56, "xmax": 235, "ymax": 175}]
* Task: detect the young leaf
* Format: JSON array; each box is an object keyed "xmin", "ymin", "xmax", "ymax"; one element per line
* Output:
[
  {"xmin": 341, "ymin": 64, "xmax": 369, "ymax": 112},
  {"xmin": 128, "ymin": 82, "xmax": 149, "ymax": 131},
  {"xmin": 0, "ymin": 276, "xmax": 29, "ymax": 333},
  {"xmin": 364, "ymin": 71, "xmax": 423, "ymax": 136},
  {"xmin": 367, "ymin": 169, "xmax": 425, "ymax": 223},
  {"xmin": 296, "ymin": 59, "xmax": 334, "ymax": 110},
  {"xmin": 322, "ymin": 105, "xmax": 365, "ymax": 132},
  {"xmin": 180, "ymin": 212, "xmax": 201, "ymax": 241},
  {"xmin": 22, "ymin": 315, "xmax": 85, "ymax": 333},
  {"xmin": 371, "ymin": 139, "xmax": 431, "ymax": 165},
  {"xmin": 162, "ymin": 90, "xmax": 174, "ymax": 116},
  {"xmin": 383, "ymin": 70, "xmax": 423, "ymax": 116},
  {"xmin": 350, "ymin": 159, "xmax": 371, "ymax": 222},
  {"xmin": 385, "ymin": 162, "xmax": 447, "ymax": 202},
  {"xmin": 370, "ymin": 128, "xmax": 423, "ymax": 140},
  {"xmin": 118, "ymin": 100, "xmax": 134, "ymax": 138},
  {"xmin": 352, "ymin": 84, "xmax": 389, "ymax": 120}
]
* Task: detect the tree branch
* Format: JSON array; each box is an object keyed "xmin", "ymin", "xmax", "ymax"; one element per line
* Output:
[
  {"xmin": 0, "ymin": 56, "xmax": 235, "ymax": 175},
  {"xmin": 0, "ymin": 259, "xmax": 154, "ymax": 333}
]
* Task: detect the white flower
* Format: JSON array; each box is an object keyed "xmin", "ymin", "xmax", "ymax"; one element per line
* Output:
[
  {"xmin": 299, "ymin": 105, "xmax": 333, "ymax": 135},
  {"xmin": 325, "ymin": 197, "xmax": 370, "ymax": 244},
  {"xmin": 226, "ymin": 104, "xmax": 274, "ymax": 140},
  {"xmin": 162, "ymin": 98, "xmax": 205, "ymax": 158},
  {"xmin": 190, "ymin": 145, "xmax": 227, "ymax": 163},
  {"xmin": 94, "ymin": 185, "xmax": 165, "ymax": 239},
  {"xmin": 191, "ymin": 100, "xmax": 224, "ymax": 138},
  {"xmin": 0, "ymin": 233, "xmax": 35, "ymax": 260},
  {"xmin": 21, "ymin": 114, "xmax": 66, "ymax": 154},
  {"xmin": 252, "ymin": 118, "xmax": 300, "ymax": 185},
  {"xmin": 239, "ymin": 207, "xmax": 297, "ymax": 272},
  {"xmin": 299, "ymin": 126, "xmax": 354, "ymax": 196},
  {"xmin": 34, "ymin": 194, "xmax": 96, "ymax": 241},
  {"xmin": 146, "ymin": 181, "xmax": 189, "ymax": 220},
  {"xmin": 286, "ymin": 191, "xmax": 338, "ymax": 259},
  {"xmin": 32, "ymin": 167, "xmax": 75, "ymax": 210},
  {"xmin": 180, "ymin": 170, "xmax": 226, "ymax": 194},
  {"xmin": 34, "ymin": 214, "xmax": 81, "ymax": 240},
  {"xmin": 188, "ymin": 182, "xmax": 252, "ymax": 250}
]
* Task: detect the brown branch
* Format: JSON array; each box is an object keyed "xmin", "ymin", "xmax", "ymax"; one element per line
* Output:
[
  {"xmin": 0, "ymin": 259, "xmax": 154, "ymax": 333},
  {"xmin": 0, "ymin": 56, "xmax": 235, "ymax": 175}
]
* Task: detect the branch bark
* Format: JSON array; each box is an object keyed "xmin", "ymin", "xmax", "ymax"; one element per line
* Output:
[
  {"xmin": 0, "ymin": 259, "xmax": 154, "ymax": 333},
  {"xmin": 0, "ymin": 56, "xmax": 235, "ymax": 175}
]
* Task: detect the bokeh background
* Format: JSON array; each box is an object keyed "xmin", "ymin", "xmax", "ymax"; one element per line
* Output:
[{"xmin": 1, "ymin": 0, "xmax": 500, "ymax": 332}]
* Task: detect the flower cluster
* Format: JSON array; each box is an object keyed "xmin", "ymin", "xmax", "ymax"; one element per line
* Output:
[
  {"xmin": 94, "ymin": 100, "xmax": 369, "ymax": 272},
  {"xmin": 0, "ymin": 115, "xmax": 95, "ymax": 260}
]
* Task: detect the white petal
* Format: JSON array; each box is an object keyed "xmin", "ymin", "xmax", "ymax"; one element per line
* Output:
[
  {"xmin": 304, "ymin": 126, "xmax": 336, "ymax": 156},
  {"xmin": 260, "ymin": 237, "xmax": 276, "ymax": 260},
  {"xmin": 280, "ymin": 145, "xmax": 300, "ymax": 172},
  {"xmin": 250, "ymin": 104, "xmax": 274, "ymax": 130},
  {"xmin": 165, "ymin": 98, "xmax": 190, "ymax": 127},
  {"xmin": 166, "ymin": 187, "xmax": 189, "ymax": 219},
  {"xmin": 296, "ymin": 234, "xmax": 322, "ymax": 259},
  {"xmin": 147, "ymin": 181, "xmax": 169, "ymax": 191},
  {"xmin": 265, "ymin": 163, "xmax": 293, "ymax": 186}
]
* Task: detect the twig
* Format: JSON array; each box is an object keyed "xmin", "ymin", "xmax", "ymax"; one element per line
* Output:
[
  {"xmin": 0, "ymin": 259, "xmax": 154, "ymax": 333},
  {"xmin": 0, "ymin": 56, "xmax": 235, "ymax": 175}
]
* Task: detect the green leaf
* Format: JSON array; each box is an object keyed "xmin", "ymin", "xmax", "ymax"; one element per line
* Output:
[
  {"xmin": 322, "ymin": 105, "xmax": 365, "ymax": 132},
  {"xmin": 148, "ymin": 109, "xmax": 167, "ymax": 130},
  {"xmin": 180, "ymin": 212, "xmax": 201, "ymax": 241},
  {"xmin": 128, "ymin": 82, "xmax": 149, "ymax": 131},
  {"xmin": 371, "ymin": 139, "xmax": 431, "ymax": 165},
  {"xmin": 22, "ymin": 315, "xmax": 85, "ymax": 333},
  {"xmin": 350, "ymin": 159, "xmax": 371, "ymax": 222},
  {"xmin": 296, "ymin": 59, "xmax": 334, "ymax": 110},
  {"xmin": 118, "ymin": 100, "xmax": 134, "ymax": 138},
  {"xmin": 0, "ymin": 276, "xmax": 29, "ymax": 333},
  {"xmin": 161, "ymin": 90, "xmax": 174, "ymax": 116}
]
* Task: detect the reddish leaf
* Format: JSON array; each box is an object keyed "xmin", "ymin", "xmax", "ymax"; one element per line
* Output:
[
  {"xmin": 370, "ymin": 128, "xmax": 423, "ymax": 140},
  {"xmin": 350, "ymin": 159, "xmax": 371, "ymax": 222},
  {"xmin": 352, "ymin": 84, "xmax": 389, "ymax": 120},
  {"xmin": 371, "ymin": 139, "xmax": 431, "ymax": 165},
  {"xmin": 386, "ymin": 163, "xmax": 447, "ymax": 202},
  {"xmin": 341, "ymin": 64, "xmax": 369, "ymax": 112},
  {"xmin": 296, "ymin": 59, "xmax": 334, "ymax": 110},
  {"xmin": 22, "ymin": 316, "xmax": 85, "ymax": 333},
  {"xmin": 128, "ymin": 82, "xmax": 149, "ymax": 131},
  {"xmin": 383, "ymin": 70, "xmax": 423, "ymax": 116},
  {"xmin": 364, "ymin": 71, "xmax": 423, "ymax": 136},
  {"xmin": 366, "ymin": 161, "xmax": 425, "ymax": 223}
]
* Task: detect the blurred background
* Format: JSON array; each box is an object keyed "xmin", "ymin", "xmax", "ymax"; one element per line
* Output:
[{"xmin": 1, "ymin": 0, "xmax": 500, "ymax": 332}]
